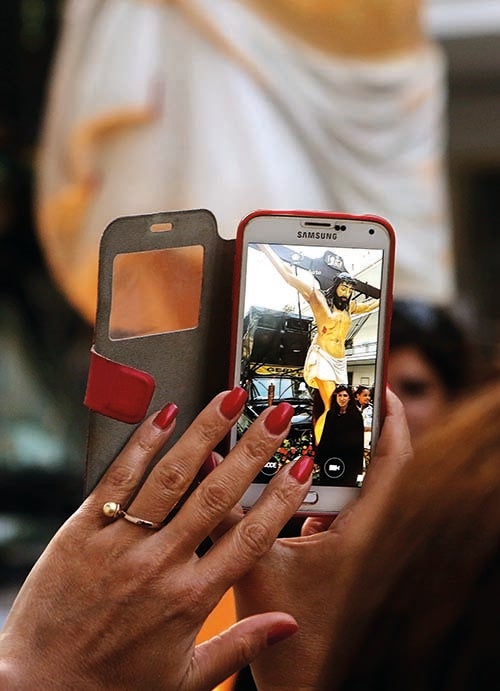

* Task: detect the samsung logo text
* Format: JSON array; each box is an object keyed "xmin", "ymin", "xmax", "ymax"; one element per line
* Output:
[{"xmin": 297, "ymin": 231, "xmax": 337, "ymax": 240}]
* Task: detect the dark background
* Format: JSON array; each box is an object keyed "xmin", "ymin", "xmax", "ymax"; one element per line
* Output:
[{"xmin": 0, "ymin": 1, "xmax": 90, "ymax": 590}]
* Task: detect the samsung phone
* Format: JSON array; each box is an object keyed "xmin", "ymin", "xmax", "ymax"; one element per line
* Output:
[{"xmin": 230, "ymin": 210, "xmax": 395, "ymax": 514}]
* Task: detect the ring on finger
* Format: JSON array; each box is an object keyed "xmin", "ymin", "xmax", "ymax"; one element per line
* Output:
[{"xmin": 102, "ymin": 502, "xmax": 163, "ymax": 530}]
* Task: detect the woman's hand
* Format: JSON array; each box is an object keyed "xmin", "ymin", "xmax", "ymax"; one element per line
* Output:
[
  {"xmin": 0, "ymin": 388, "xmax": 314, "ymax": 690},
  {"xmin": 234, "ymin": 389, "xmax": 413, "ymax": 690}
]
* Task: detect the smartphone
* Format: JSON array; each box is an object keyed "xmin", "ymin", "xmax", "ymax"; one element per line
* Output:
[{"xmin": 230, "ymin": 210, "xmax": 395, "ymax": 514}]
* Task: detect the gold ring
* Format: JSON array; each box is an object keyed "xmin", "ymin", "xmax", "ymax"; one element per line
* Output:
[{"xmin": 102, "ymin": 502, "xmax": 163, "ymax": 530}]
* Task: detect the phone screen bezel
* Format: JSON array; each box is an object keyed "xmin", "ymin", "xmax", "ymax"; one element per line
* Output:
[{"xmin": 231, "ymin": 211, "xmax": 395, "ymax": 515}]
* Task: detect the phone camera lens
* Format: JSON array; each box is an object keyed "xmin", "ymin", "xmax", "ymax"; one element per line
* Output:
[
  {"xmin": 341, "ymin": 225, "xmax": 346, "ymax": 231},
  {"xmin": 369, "ymin": 228, "xmax": 375, "ymax": 235},
  {"xmin": 334, "ymin": 224, "xmax": 340, "ymax": 231}
]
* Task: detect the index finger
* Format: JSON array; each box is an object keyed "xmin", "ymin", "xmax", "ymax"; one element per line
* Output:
[
  {"xmin": 84, "ymin": 402, "xmax": 179, "ymax": 523},
  {"xmin": 167, "ymin": 402, "xmax": 297, "ymax": 555}
]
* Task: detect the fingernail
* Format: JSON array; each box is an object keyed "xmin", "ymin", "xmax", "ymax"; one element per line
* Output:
[
  {"xmin": 220, "ymin": 387, "xmax": 248, "ymax": 419},
  {"xmin": 267, "ymin": 621, "xmax": 298, "ymax": 646},
  {"xmin": 198, "ymin": 452, "xmax": 218, "ymax": 480},
  {"xmin": 153, "ymin": 402, "xmax": 179, "ymax": 430},
  {"xmin": 264, "ymin": 402, "xmax": 295, "ymax": 435},
  {"xmin": 290, "ymin": 455, "xmax": 314, "ymax": 484}
]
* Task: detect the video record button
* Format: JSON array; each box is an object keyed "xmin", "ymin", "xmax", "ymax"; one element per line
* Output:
[{"xmin": 324, "ymin": 457, "xmax": 345, "ymax": 479}]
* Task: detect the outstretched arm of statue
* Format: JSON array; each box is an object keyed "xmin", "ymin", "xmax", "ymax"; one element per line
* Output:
[
  {"xmin": 351, "ymin": 297, "xmax": 380, "ymax": 315},
  {"xmin": 256, "ymin": 243, "xmax": 315, "ymax": 301}
]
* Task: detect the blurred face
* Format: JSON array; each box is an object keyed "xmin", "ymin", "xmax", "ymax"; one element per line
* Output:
[
  {"xmin": 336, "ymin": 390, "xmax": 350, "ymax": 410},
  {"xmin": 388, "ymin": 346, "xmax": 447, "ymax": 439}
]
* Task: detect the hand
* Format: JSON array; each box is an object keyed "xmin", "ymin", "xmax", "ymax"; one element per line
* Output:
[
  {"xmin": 0, "ymin": 388, "xmax": 314, "ymax": 690},
  {"xmin": 233, "ymin": 389, "xmax": 413, "ymax": 690}
]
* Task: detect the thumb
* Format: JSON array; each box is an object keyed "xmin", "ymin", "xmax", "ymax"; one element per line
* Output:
[{"xmin": 191, "ymin": 613, "xmax": 298, "ymax": 690}]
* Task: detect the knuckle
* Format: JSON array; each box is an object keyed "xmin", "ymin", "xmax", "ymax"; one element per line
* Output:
[
  {"xmin": 267, "ymin": 479, "xmax": 298, "ymax": 509},
  {"xmin": 234, "ymin": 633, "xmax": 259, "ymax": 667},
  {"xmin": 175, "ymin": 577, "xmax": 207, "ymax": 621},
  {"xmin": 240, "ymin": 435, "xmax": 275, "ymax": 463},
  {"xmin": 190, "ymin": 416, "xmax": 222, "ymax": 449},
  {"xmin": 105, "ymin": 463, "xmax": 137, "ymax": 492},
  {"xmin": 197, "ymin": 479, "xmax": 232, "ymax": 517},
  {"xmin": 135, "ymin": 429, "xmax": 158, "ymax": 456},
  {"xmin": 188, "ymin": 575, "xmax": 212, "ymax": 606},
  {"xmin": 120, "ymin": 551, "xmax": 155, "ymax": 582},
  {"xmin": 153, "ymin": 460, "xmax": 187, "ymax": 496},
  {"xmin": 236, "ymin": 520, "xmax": 271, "ymax": 559}
]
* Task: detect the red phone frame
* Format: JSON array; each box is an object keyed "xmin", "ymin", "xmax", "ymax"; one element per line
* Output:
[{"xmin": 230, "ymin": 209, "xmax": 396, "ymax": 513}]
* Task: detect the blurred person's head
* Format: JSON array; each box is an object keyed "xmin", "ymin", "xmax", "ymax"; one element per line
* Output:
[
  {"xmin": 333, "ymin": 380, "xmax": 500, "ymax": 691},
  {"xmin": 388, "ymin": 298, "xmax": 475, "ymax": 439}
]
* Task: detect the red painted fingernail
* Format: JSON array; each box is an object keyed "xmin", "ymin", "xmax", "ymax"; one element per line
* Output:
[
  {"xmin": 153, "ymin": 402, "xmax": 179, "ymax": 430},
  {"xmin": 198, "ymin": 452, "xmax": 218, "ymax": 480},
  {"xmin": 290, "ymin": 455, "xmax": 314, "ymax": 484},
  {"xmin": 264, "ymin": 402, "xmax": 295, "ymax": 435},
  {"xmin": 220, "ymin": 387, "xmax": 248, "ymax": 419},
  {"xmin": 267, "ymin": 621, "xmax": 298, "ymax": 646}
]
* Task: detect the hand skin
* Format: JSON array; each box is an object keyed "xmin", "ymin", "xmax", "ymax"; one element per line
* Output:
[
  {"xmin": 0, "ymin": 390, "xmax": 313, "ymax": 690},
  {"xmin": 233, "ymin": 389, "xmax": 413, "ymax": 690}
]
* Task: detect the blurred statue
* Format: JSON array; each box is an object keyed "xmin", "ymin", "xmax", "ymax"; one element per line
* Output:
[{"xmin": 36, "ymin": 0, "xmax": 454, "ymax": 328}]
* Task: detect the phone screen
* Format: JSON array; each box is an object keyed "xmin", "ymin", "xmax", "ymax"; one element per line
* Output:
[{"xmin": 235, "ymin": 241, "xmax": 384, "ymax": 489}]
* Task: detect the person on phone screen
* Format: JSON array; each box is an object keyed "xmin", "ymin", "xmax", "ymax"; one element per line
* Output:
[
  {"xmin": 258, "ymin": 244, "xmax": 379, "ymax": 441},
  {"xmin": 314, "ymin": 384, "xmax": 364, "ymax": 486},
  {"xmin": 355, "ymin": 384, "xmax": 374, "ymax": 463}
]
